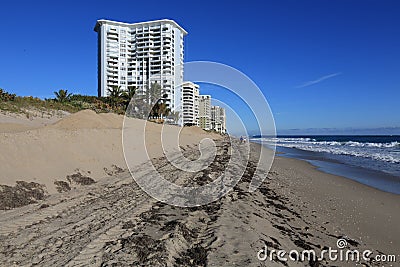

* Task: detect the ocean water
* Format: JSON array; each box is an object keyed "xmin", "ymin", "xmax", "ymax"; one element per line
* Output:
[{"xmin": 251, "ymin": 135, "xmax": 400, "ymax": 194}]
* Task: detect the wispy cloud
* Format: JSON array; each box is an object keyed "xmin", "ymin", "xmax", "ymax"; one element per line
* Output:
[{"xmin": 296, "ymin": 72, "xmax": 341, "ymax": 88}]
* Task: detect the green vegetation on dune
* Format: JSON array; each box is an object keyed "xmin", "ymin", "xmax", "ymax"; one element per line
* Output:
[
  {"xmin": 0, "ymin": 88, "xmax": 16, "ymax": 102},
  {"xmin": 1, "ymin": 88, "xmax": 79, "ymax": 115},
  {"xmin": 0, "ymin": 88, "xmax": 116, "ymax": 115},
  {"xmin": 0, "ymin": 84, "xmax": 172, "ymax": 120}
]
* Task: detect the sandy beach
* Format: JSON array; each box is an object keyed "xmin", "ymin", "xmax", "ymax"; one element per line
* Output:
[{"xmin": 0, "ymin": 110, "xmax": 398, "ymax": 266}]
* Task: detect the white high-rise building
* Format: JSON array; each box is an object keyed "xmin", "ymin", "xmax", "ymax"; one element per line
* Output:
[
  {"xmin": 182, "ymin": 81, "xmax": 199, "ymax": 126},
  {"xmin": 211, "ymin": 106, "xmax": 226, "ymax": 134},
  {"xmin": 198, "ymin": 95, "xmax": 211, "ymax": 130},
  {"xmin": 94, "ymin": 19, "xmax": 187, "ymax": 116}
]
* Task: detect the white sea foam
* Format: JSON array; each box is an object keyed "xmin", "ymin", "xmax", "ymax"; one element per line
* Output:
[{"xmin": 251, "ymin": 137, "xmax": 400, "ymax": 164}]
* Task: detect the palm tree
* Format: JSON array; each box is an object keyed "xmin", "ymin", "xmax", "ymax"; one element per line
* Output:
[
  {"xmin": 158, "ymin": 102, "xmax": 170, "ymax": 118},
  {"xmin": 147, "ymin": 82, "xmax": 162, "ymax": 107},
  {"xmin": 122, "ymin": 85, "xmax": 137, "ymax": 109},
  {"xmin": 122, "ymin": 86, "xmax": 136, "ymax": 100},
  {"xmin": 107, "ymin": 86, "xmax": 124, "ymax": 109},
  {"xmin": 148, "ymin": 97, "xmax": 171, "ymax": 120},
  {"xmin": 142, "ymin": 82, "xmax": 161, "ymax": 119},
  {"xmin": 54, "ymin": 89, "xmax": 72, "ymax": 102},
  {"xmin": 107, "ymin": 85, "xmax": 123, "ymax": 99},
  {"xmin": 149, "ymin": 103, "xmax": 158, "ymax": 119}
]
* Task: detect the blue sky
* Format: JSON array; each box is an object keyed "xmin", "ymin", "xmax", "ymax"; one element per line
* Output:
[{"xmin": 0, "ymin": 0, "xmax": 399, "ymax": 134}]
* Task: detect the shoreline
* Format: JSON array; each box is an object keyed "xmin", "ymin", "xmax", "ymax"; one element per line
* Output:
[
  {"xmin": 270, "ymin": 153, "xmax": 400, "ymax": 253},
  {"xmin": 259, "ymin": 142, "xmax": 400, "ymax": 195},
  {"xmin": 276, "ymin": 151, "xmax": 400, "ymax": 197}
]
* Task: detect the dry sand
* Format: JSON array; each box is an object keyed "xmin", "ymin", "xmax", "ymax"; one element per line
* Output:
[
  {"xmin": 0, "ymin": 109, "xmax": 220, "ymax": 194},
  {"xmin": 0, "ymin": 110, "xmax": 399, "ymax": 266},
  {"xmin": 0, "ymin": 109, "xmax": 68, "ymax": 133}
]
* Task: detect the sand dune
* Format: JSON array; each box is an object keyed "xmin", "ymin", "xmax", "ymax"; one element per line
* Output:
[
  {"xmin": 0, "ymin": 110, "xmax": 220, "ymax": 194},
  {"xmin": 0, "ymin": 122, "xmax": 34, "ymax": 133},
  {"xmin": 0, "ymin": 109, "xmax": 68, "ymax": 133},
  {"xmin": 50, "ymin": 110, "xmax": 122, "ymax": 130}
]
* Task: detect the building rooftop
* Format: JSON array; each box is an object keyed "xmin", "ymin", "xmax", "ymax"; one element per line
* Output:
[
  {"xmin": 182, "ymin": 81, "xmax": 199, "ymax": 88},
  {"xmin": 94, "ymin": 19, "xmax": 187, "ymax": 35}
]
